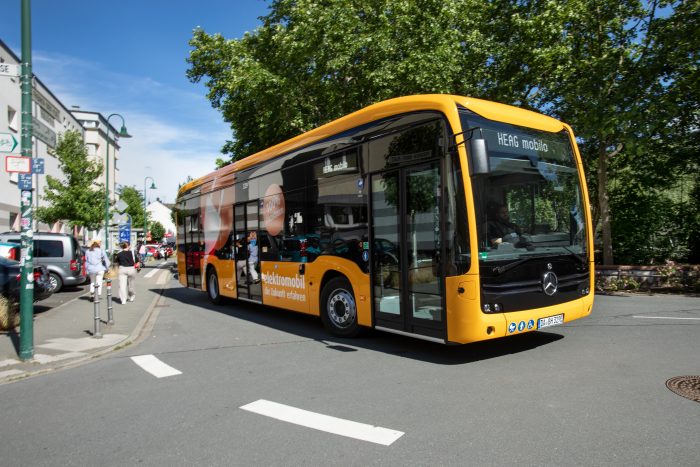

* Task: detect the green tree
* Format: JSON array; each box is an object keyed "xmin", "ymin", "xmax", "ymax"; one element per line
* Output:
[
  {"xmin": 150, "ymin": 221, "xmax": 166, "ymax": 243},
  {"xmin": 187, "ymin": 0, "xmax": 493, "ymax": 163},
  {"xmin": 535, "ymin": 0, "xmax": 699, "ymax": 264},
  {"xmin": 36, "ymin": 130, "xmax": 104, "ymax": 229},
  {"xmin": 187, "ymin": 0, "xmax": 699, "ymax": 264},
  {"xmin": 117, "ymin": 186, "xmax": 147, "ymax": 230}
]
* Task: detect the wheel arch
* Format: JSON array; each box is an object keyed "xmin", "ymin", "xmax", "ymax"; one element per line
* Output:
[{"xmin": 312, "ymin": 263, "xmax": 370, "ymax": 327}]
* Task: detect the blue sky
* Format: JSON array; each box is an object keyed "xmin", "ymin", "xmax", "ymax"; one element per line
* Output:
[{"xmin": 1, "ymin": 0, "xmax": 271, "ymax": 204}]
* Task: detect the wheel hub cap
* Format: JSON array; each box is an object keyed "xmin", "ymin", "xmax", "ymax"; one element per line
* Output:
[{"xmin": 328, "ymin": 290, "xmax": 356, "ymax": 328}]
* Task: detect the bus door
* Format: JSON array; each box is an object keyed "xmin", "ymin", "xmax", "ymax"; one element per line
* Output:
[
  {"xmin": 184, "ymin": 214, "xmax": 202, "ymax": 289},
  {"xmin": 234, "ymin": 201, "xmax": 263, "ymax": 302},
  {"xmin": 370, "ymin": 162, "xmax": 445, "ymax": 340}
]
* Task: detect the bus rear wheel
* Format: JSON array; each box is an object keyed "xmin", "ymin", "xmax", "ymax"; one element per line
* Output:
[
  {"xmin": 320, "ymin": 277, "xmax": 359, "ymax": 337},
  {"xmin": 207, "ymin": 269, "xmax": 223, "ymax": 305}
]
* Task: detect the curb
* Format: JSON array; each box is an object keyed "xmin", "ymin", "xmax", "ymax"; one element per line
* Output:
[{"xmin": 0, "ymin": 268, "xmax": 172, "ymax": 385}]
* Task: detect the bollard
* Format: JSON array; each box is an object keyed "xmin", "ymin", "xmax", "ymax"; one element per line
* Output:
[
  {"xmin": 92, "ymin": 281, "xmax": 102, "ymax": 338},
  {"xmin": 106, "ymin": 278, "xmax": 114, "ymax": 325}
]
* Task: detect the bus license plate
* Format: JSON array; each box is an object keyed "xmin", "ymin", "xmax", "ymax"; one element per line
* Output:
[{"xmin": 538, "ymin": 314, "xmax": 564, "ymax": 329}]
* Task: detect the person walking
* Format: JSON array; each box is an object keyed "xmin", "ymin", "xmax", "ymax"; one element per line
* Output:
[
  {"xmin": 138, "ymin": 241, "xmax": 147, "ymax": 263},
  {"xmin": 115, "ymin": 241, "xmax": 139, "ymax": 304},
  {"xmin": 85, "ymin": 238, "xmax": 110, "ymax": 301}
]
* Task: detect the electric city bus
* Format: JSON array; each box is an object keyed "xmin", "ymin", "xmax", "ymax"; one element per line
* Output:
[{"xmin": 175, "ymin": 95, "xmax": 594, "ymax": 344}]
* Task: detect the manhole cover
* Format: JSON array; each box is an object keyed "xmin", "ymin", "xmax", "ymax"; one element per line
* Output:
[{"xmin": 665, "ymin": 376, "xmax": 700, "ymax": 402}]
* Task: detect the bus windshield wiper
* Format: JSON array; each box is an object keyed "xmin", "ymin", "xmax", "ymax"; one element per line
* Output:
[
  {"xmin": 492, "ymin": 248, "xmax": 586, "ymax": 275},
  {"xmin": 491, "ymin": 255, "xmax": 552, "ymax": 276}
]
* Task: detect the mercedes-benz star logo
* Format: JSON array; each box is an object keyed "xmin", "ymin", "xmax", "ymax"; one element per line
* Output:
[{"xmin": 542, "ymin": 271, "xmax": 558, "ymax": 296}]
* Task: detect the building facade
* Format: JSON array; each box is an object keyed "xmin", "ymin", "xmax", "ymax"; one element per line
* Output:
[
  {"xmin": 0, "ymin": 39, "xmax": 84, "ymax": 233},
  {"xmin": 69, "ymin": 109, "xmax": 122, "ymax": 208},
  {"xmin": 147, "ymin": 200, "xmax": 176, "ymax": 243},
  {"xmin": 1, "ymin": 39, "xmax": 122, "ymax": 241}
]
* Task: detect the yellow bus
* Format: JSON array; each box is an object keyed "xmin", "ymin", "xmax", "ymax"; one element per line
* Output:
[{"xmin": 175, "ymin": 95, "xmax": 594, "ymax": 344}]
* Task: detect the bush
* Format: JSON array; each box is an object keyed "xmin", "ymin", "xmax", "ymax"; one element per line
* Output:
[{"xmin": 0, "ymin": 296, "xmax": 19, "ymax": 331}]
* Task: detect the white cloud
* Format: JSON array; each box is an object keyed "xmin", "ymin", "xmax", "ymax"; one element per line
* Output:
[
  {"xmin": 116, "ymin": 111, "xmax": 229, "ymax": 203},
  {"xmin": 32, "ymin": 50, "xmax": 231, "ymax": 203}
]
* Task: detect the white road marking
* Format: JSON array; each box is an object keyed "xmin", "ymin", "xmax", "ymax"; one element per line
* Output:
[
  {"xmin": 240, "ymin": 399, "xmax": 404, "ymax": 446},
  {"xmin": 144, "ymin": 268, "xmax": 160, "ymax": 279},
  {"xmin": 632, "ymin": 316, "xmax": 700, "ymax": 320},
  {"xmin": 131, "ymin": 354, "xmax": 182, "ymax": 378},
  {"xmin": 0, "ymin": 369, "xmax": 25, "ymax": 379}
]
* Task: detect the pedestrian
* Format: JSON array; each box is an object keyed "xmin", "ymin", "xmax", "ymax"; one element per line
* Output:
[
  {"xmin": 115, "ymin": 241, "xmax": 140, "ymax": 304},
  {"xmin": 85, "ymin": 238, "xmax": 110, "ymax": 301},
  {"xmin": 138, "ymin": 241, "xmax": 147, "ymax": 262}
]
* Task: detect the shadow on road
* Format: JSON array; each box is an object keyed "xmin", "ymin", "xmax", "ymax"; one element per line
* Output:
[{"xmin": 158, "ymin": 282, "xmax": 565, "ymax": 365}]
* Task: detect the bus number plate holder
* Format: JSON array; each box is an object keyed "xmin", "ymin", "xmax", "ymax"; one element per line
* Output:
[{"xmin": 538, "ymin": 314, "xmax": 564, "ymax": 329}]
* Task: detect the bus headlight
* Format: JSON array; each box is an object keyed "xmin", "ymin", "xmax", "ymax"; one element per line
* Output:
[{"xmin": 482, "ymin": 303, "xmax": 503, "ymax": 313}]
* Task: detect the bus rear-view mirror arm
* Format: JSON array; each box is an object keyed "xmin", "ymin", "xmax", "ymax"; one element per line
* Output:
[{"xmin": 450, "ymin": 127, "xmax": 490, "ymax": 176}]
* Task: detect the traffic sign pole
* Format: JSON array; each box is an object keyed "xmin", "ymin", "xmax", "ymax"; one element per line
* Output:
[{"xmin": 19, "ymin": 0, "xmax": 34, "ymax": 361}]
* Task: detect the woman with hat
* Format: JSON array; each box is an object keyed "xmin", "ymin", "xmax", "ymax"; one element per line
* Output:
[{"xmin": 85, "ymin": 238, "xmax": 110, "ymax": 301}]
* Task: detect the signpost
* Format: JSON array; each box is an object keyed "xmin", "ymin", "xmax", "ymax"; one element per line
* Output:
[
  {"xmin": 0, "ymin": 63, "xmax": 20, "ymax": 78},
  {"xmin": 19, "ymin": 0, "xmax": 34, "ymax": 361},
  {"xmin": 0, "ymin": 132, "xmax": 20, "ymax": 153},
  {"xmin": 18, "ymin": 173, "xmax": 32, "ymax": 191},
  {"xmin": 119, "ymin": 221, "xmax": 131, "ymax": 244},
  {"xmin": 5, "ymin": 155, "xmax": 31, "ymax": 173},
  {"xmin": 31, "ymin": 157, "xmax": 44, "ymax": 174}
]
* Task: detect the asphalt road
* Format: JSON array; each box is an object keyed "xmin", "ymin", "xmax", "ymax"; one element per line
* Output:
[
  {"xmin": 2, "ymin": 278, "xmax": 698, "ymax": 466},
  {"xmin": 33, "ymin": 281, "xmax": 90, "ymax": 315}
]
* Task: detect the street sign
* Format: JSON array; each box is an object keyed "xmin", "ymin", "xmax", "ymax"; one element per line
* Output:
[
  {"xmin": 116, "ymin": 199, "xmax": 128, "ymax": 212},
  {"xmin": 18, "ymin": 173, "xmax": 32, "ymax": 190},
  {"xmin": 0, "ymin": 132, "xmax": 19, "ymax": 153},
  {"xmin": 32, "ymin": 158, "xmax": 45, "ymax": 174},
  {"xmin": 0, "ymin": 63, "xmax": 19, "ymax": 78},
  {"xmin": 5, "ymin": 156, "xmax": 31, "ymax": 173},
  {"xmin": 119, "ymin": 223, "xmax": 131, "ymax": 243}
]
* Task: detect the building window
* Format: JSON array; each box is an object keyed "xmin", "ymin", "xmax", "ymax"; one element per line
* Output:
[{"xmin": 7, "ymin": 106, "xmax": 18, "ymax": 132}]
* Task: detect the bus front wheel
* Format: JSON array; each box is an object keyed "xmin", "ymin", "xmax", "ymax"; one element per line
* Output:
[
  {"xmin": 207, "ymin": 269, "xmax": 223, "ymax": 305},
  {"xmin": 320, "ymin": 277, "xmax": 359, "ymax": 337}
]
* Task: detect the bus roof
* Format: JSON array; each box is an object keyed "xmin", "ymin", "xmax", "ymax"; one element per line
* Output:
[{"xmin": 178, "ymin": 94, "xmax": 565, "ymax": 198}]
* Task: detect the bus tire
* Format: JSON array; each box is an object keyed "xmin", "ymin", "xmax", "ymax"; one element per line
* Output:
[
  {"xmin": 320, "ymin": 277, "xmax": 359, "ymax": 337},
  {"xmin": 207, "ymin": 268, "xmax": 223, "ymax": 305}
]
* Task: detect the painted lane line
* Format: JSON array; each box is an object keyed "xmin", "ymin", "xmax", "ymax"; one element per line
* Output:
[
  {"xmin": 130, "ymin": 354, "xmax": 182, "ymax": 378},
  {"xmin": 240, "ymin": 399, "xmax": 404, "ymax": 446},
  {"xmin": 144, "ymin": 268, "xmax": 160, "ymax": 279},
  {"xmin": 632, "ymin": 316, "xmax": 700, "ymax": 320}
]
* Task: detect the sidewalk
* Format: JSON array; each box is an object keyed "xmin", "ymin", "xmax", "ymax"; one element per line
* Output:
[{"xmin": 0, "ymin": 259, "xmax": 173, "ymax": 385}]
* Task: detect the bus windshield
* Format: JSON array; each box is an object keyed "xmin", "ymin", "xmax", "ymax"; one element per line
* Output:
[{"xmin": 460, "ymin": 112, "xmax": 587, "ymax": 265}]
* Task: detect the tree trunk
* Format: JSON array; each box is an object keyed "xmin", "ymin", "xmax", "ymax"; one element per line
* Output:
[{"xmin": 597, "ymin": 145, "xmax": 614, "ymax": 265}]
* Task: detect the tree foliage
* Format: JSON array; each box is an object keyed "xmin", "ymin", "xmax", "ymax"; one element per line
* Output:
[
  {"xmin": 36, "ymin": 130, "xmax": 104, "ymax": 229},
  {"xmin": 150, "ymin": 221, "xmax": 166, "ymax": 243},
  {"xmin": 117, "ymin": 186, "xmax": 147, "ymax": 229},
  {"xmin": 187, "ymin": 0, "xmax": 699, "ymax": 265}
]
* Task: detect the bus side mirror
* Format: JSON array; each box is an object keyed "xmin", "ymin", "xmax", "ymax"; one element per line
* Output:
[{"xmin": 468, "ymin": 137, "xmax": 490, "ymax": 175}]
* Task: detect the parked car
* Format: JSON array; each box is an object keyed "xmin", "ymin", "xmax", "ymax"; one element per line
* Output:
[
  {"xmin": 0, "ymin": 233, "xmax": 87, "ymax": 293},
  {"xmin": 0, "ymin": 242, "xmax": 21, "ymax": 261},
  {"xmin": 0, "ymin": 256, "xmax": 21, "ymax": 303},
  {"xmin": 159, "ymin": 244, "xmax": 173, "ymax": 259},
  {"xmin": 0, "ymin": 242, "xmax": 55, "ymax": 302},
  {"xmin": 144, "ymin": 244, "xmax": 161, "ymax": 259}
]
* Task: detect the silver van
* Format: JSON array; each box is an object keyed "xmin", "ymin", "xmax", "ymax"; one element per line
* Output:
[{"xmin": 0, "ymin": 232, "xmax": 87, "ymax": 292}]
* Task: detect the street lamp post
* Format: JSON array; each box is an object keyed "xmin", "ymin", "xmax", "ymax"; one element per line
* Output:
[
  {"xmin": 143, "ymin": 176, "xmax": 156, "ymax": 242},
  {"xmin": 104, "ymin": 114, "xmax": 131, "ymax": 252}
]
